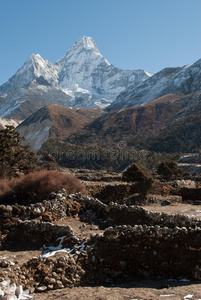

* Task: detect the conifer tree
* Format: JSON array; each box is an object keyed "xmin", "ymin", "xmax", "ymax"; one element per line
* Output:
[{"xmin": 0, "ymin": 125, "xmax": 38, "ymax": 179}]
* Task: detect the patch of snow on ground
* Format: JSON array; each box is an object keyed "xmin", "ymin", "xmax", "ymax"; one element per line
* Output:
[
  {"xmin": 42, "ymin": 237, "xmax": 87, "ymax": 258},
  {"xmin": 43, "ymin": 236, "xmax": 69, "ymax": 257},
  {"xmin": 184, "ymin": 295, "xmax": 193, "ymax": 299}
]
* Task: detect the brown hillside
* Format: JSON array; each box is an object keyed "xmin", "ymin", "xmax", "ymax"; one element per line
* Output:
[
  {"xmin": 47, "ymin": 104, "xmax": 101, "ymax": 141},
  {"xmin": 67, "ymin": 94, "xmax": 183, "ymax": 146},
  {"xmin": 17, "ymin": 104, "xmax": 102, "ymax": 151}
]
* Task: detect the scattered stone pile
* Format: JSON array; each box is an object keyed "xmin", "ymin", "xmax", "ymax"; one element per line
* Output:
[
  {"xmin": 2, "ymin": 254, "xmax": 85, "ymax": 293},
  {"xmin": 0, "ymin": 226, "xmax": 86, "ymax": 293},
  {"xmin": 0, "ymin": 280, "xmax": 34, "ymax": 299}
]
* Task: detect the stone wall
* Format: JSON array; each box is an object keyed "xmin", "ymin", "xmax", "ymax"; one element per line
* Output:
[
  {"xmin": 78, "ymin": 194, "xmax": 200, "ymax": 228},
  {"xmin": 0, "ymin": 190, "xmax": 81, "ymax": 233},
  {"xmin": 87, "ymin": 183, "xmax": 135, "ymax": 204},
  {"xmin": 0, "ymin": 190, "xmax": 82, "ymax": 250},
  {"xmin": 85, "ymin": 225, "xmax": 201, "ymax": 282},
  {"xmin": 2, "ymin": 224, "xmax": 201, "ymax": 292},
  {"xmin": 1, "ymin": 191, "xmax": 201, "ymax": 292},
  {"xmin": 179, "ymin": 187, "xmax": 201, "ymax": 202},
  {"xmin": 3, "ymin": 220, "xmax": 76, "ymax": 250}
]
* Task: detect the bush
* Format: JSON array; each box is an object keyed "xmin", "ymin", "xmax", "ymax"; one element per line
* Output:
[
  {"xmin": 122, "ymin": 163, "xmax": 154, "ymax": 199},
  {"xmin": 0, "ymin": 170, "xmax": 86, "ymax": 205},
  {"xmin": 0, "ymin": 179, "xmax": 11, "ymax": 196},
  {"xmin": 157, "ymin": 160, "xmax": 184, "ymax": 180}
]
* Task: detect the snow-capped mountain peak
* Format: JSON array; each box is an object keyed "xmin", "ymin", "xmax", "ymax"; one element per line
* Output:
[
  {"xmin": 56, "ymin": 36, "xmax": 109, "ymax": 66},
  {"xmin": 17, "ymin": 53, "xmax": 47, "ymax": 76},
  {"xmin": 79, "ymin": 36, "xmax": 100, "ymax": 53},
  {"xmin": 0, "ymin": 37, "xmax": 152, "ymax": 117},
  {"xmin": 30, "ymin": 54, "xmax": 59, "ymax": 86},
  {"xmin": 0, "ymin": 53, "xmax": 59, "ymax": 96}
]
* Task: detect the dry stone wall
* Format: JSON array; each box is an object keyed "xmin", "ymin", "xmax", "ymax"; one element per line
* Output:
[
  {"xmin": 2, "ymin": 223, "xmax": 201, "ymax": 292},
  {"xmin": 85, "ymin": 225, "xmax": 201, "ymax": 282},
  {"xmin": 78, "ymin": 194, "xmax": 200, "ymax": 228},
  {"xmin": 1, "ymin": 190, "xmax": 201, "ymax": 293},
  {"xmin": 3, "ymin": 220, "xmax": 76, "ymax": 250},
  {"xmin": 0, "ymin": 190, "xmax": 81, "ymax": 233}
]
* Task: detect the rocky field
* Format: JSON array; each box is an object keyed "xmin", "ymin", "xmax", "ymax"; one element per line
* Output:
[{"xmin": 1, "ymin": 169, "xmax": 201, "ymax": 299}]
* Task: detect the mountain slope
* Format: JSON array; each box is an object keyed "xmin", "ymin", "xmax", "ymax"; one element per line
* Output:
[
  {"xmin": 0, "ymin": 37, "xmax": 151, "ymax": 118},
  {"xmin": 17, "ymin": 104, "xmax": 101, "ymax": 151},
  {"xmin": 67, "ymin": 91, "xmax": 201, "ymax": 153},
  {"xmin": 0, "ymin": 78, "xmax": 72, "ymax": 119},
  {"xmin": 67, "ymin": 94, "xmax": 183, "ymax": 147},
  {"xmin": 107, "ymin": 59, "xmax": 201, "ymax": 111},
  {"xmin": 148, "ymin": 91, "xmax": 201, "ymax": 153}
]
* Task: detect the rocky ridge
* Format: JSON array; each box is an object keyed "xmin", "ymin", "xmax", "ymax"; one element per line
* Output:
[{"xmin": 107, "ymin": 58, "xmax": 201, "ymax": 111}]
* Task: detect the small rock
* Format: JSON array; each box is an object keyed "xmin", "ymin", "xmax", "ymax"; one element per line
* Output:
[
  {"xmin": 55, "ymin": 281, "xmax": 64, "ymax": 289},
  {"xmin": 35, "ymin": 286, "xmax": 47, "ymax": 292}
]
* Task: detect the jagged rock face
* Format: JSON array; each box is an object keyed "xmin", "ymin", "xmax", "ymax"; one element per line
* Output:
[
  {"xmin": 0, "ymin": 37, "xmax": 151, "ymax": 118},
  {"xmin": 0, "ymin": 55, "xmax": 59, "ymax": 96},
  {"xmin": 55, "ymin": 37, "xmax": 151, "ymax": 107},
  {"xmin": 107, "ymin": 58, "xmax": 201, "ymax": 111}
]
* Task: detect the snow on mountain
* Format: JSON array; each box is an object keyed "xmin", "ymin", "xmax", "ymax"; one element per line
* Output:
[
  {"xmin": 107, "ymin": 58, "xmax": 201, "ymax": 111},
  {"xmin": 0, "ymin": 118, "xmax": 21, "ymax": 129},
  {"xmin": 0, "ymin": 79, "xmax": 72, "ymax": 119},
  {"xmin": 0, "ymin": 37, "xmax": 151, "ymax": 118},
  {"xmin": 55, "ymin": 37, "xmax": 151, "ymax": 107},
  {"xmin": 0, "ymin": 54, "xmax": 58, "ymax": 96}
]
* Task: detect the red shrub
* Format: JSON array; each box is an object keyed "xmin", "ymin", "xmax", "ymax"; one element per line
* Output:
[
  {"xmin": 0, "ymin": 170, "xmax": 86, "ymax": 205},
  {"xmin": 0, "ymin": 179, "xmax": 11, "ymax": 196}
]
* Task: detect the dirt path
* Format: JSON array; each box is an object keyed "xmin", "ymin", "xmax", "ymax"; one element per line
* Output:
[
  {"xmin": 33, "ymin": 280, "xmax": 201, "ymax": 299},
  {"xmin": 144, "ymin": 203, "xmax": 201, "ymax": 219}
]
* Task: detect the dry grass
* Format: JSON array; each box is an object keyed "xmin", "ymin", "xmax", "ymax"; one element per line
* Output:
[
  {"xmin": 0, "ymin": 179, "xmax": 11, "ymax": 196},
  {"xmin": 0, "ymin": 170, "xmax": 86, "ymax": 205}
]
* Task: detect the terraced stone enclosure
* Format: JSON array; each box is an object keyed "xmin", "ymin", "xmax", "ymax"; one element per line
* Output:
[{"xmin": 0, "ymin": 169, "xmax": 201, "ymax": 299}]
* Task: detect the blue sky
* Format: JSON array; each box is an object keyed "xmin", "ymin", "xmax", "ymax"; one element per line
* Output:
[{"xmin": 0, "ymin": 0, "xmax": 201, "ymax": 85}]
